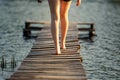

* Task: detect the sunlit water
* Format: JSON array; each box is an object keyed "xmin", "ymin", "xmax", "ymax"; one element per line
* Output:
[{"xmin": 0, "ymin": 0, "xmax": 120, "ymax": 80}]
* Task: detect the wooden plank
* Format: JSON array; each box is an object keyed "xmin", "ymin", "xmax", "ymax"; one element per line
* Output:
[
  {"xmin": 77, "ymin": 22, "xmax": 94, "ymax": 25},
  {"xmin": 78, "ymin": 28, "xmax": 95, "ymax": 31},
  {"xmin": 30, "ymin": 26, "xmax": 42, "ymax": 30},
  {"xmin": 25, "ymin": 20, "xmax": 50, "ymax": 25}
]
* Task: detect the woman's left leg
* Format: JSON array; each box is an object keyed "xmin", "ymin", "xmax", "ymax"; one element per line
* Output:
[{"xmin": 60, "ymin": 0, "xmax": 72, "ymax": 49}]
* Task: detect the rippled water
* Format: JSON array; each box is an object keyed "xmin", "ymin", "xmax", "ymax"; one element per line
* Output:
[
  {"xmin": 78, "ymin": 1, "xmax": 120, "ymax": 80},
  {"xmin": 0, "ymin": 0, "xmax": 120, "ymax": 80}
]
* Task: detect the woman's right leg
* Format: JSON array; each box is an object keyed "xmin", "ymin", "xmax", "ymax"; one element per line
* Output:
[{"xmin": 48, "ymin": 0, "xmax": 61, "ymax": 54}]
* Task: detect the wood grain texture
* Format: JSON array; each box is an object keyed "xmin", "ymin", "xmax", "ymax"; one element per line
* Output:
[{"xmin": 7, "ymin": 22, "xmax": 87, "ymax": 80}]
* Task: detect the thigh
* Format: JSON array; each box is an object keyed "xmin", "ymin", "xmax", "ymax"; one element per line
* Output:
[
  {"xmin": 48, "ymin": 0, "xmax": 60, "ymax": 18},
  {"xmin": 60, "ymin": 0, "xmax": 72, "ymax": 15}
]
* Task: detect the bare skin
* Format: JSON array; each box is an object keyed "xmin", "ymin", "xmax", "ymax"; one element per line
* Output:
[
  {"xmin": 60, "ymin": 0, "xmax": 72, "ymax": 50},
  {"xmin": 48, "ymin": 0, "xmax": 81, "ymax": 55}
]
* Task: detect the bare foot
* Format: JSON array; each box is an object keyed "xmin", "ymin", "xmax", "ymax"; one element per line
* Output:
[
  {"xmin": 56, "ymin": 51, "xmax": 61, "ymax": 55},
  {"xmin": 56, "ymin": 48, "xmax": 61, "ymax": 55},
  {"xmin": 61, "ymin": 44, "xmax": 66, "ymax": 50},
  {"xmin": 62, "ymin": 47, "xmax": 66, "ymax": 50}
]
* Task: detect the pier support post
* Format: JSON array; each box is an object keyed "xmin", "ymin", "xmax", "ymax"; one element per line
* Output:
[
  {"xmin": 89, "ymin": 23, "xmax": 95, "ymax": 38},
  {"xmin": 23, "ymin": 22, "xmax": 31, "ymax": 37}
]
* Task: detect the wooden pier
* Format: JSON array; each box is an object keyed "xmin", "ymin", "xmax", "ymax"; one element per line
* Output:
[{"xmin": 7, "ymin": 21, "xmax": 89, "ymax": 80}]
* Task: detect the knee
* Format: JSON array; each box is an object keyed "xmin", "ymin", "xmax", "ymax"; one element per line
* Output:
[
  {"xmin": 51, "ymin": 15, "xmax": 60, "ymax": 23},
  {"xmin": 60, "ymin": 13, "xmax": 67, "ymax": 19},
  {"xmin": 60, "ymin": 13, "xmax": 65, "ymax": 19}
]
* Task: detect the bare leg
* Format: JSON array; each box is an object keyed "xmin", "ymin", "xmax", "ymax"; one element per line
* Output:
[
  {"xmin": 60, "ymin": 0, "xmax": 72, "ymax": 49},
  {"xmin": 48, "ymin": 0, "xmax": 61, "ymax": 54}
]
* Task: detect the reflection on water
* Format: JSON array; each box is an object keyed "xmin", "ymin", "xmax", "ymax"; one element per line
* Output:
[{"xmin": 0, "ymin": 0, "xmax": 120, "ymax": 80}]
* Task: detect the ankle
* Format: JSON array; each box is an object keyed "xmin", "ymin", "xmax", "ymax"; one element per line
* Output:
[
  {"xmin": 61, "ymin": 43, "xmax": 66, "ymax": 49},
  {"xmin": 56, "ymin": 47, "xmax": 61, "ymax": 55},
  {"xmin": 56, "ymin": 50, "xmax": 61, "ymax": 55}
]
